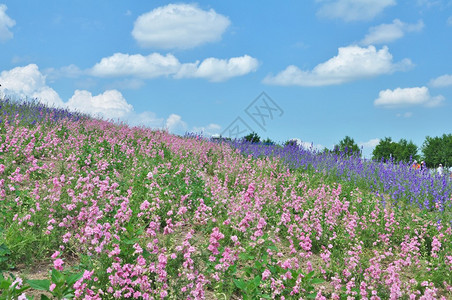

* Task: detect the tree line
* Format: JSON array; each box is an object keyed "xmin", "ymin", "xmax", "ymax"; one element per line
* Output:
[{"xmin": 241, "ymin": 132, "xmax": 452, "ymax": 168}]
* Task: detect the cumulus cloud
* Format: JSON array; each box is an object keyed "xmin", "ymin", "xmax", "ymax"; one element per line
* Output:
[
  {"xmin": 166, "ymin": 114, "xmax": 188, "ymax": 134},
  {"xmin": 0, "ymin": 64, "xmax": 64, "ymax": 107},
  {"xmin": 263, "ymin": 45, "xmax": 412, "ymax": 86},
  {"xmin": 358, "ymin": 138, "xmax": 381, "ymax": 158},
  {"xmin": 374, "ymin": 87, "xmax": 445, "ymax": 108},
  {"xmin": 125, "ymin": 111, "xmax": 165, "ymax": 128},
  {"xmin": 192, "ymin": 123, "xmax": 222, "ymax": 136},
  {"xmin": 0, "ymin": 64, "xmax": 220, "ymax": 135},
  {"xmin": 175, "ymin": 55, "xmax": 259, "ymax": 82},
  {"xmin": 359, "ymin": 138, "xmax": 380, "ymax": 148},
  {"xmin": 66, "ymin": 90, "xmax": 133, "ymax": 119},
  {"xmin": 90, "ymin": 53, "xmax": 258, "ymax": 82},
  {"xmin": 132, "ymin": 3, "xmax": 230, "ymax": 49},
  {"xmin": 316, "ymin": 0, "xmax": 396, "ymax": 22},
  {"xmin": 91, "ymin": 53, "xmax": 180, "ymax": 78},
  {"xmin": 0, "ymin": 4, "xmax": 15, "ymax": 42},
  {"xmin": 429, "ymin": 74, "xmax": 452, "ymax": 87},
  {"xmin": 361, "ymin": 19, "xmax": 424, "ymax": 45}
]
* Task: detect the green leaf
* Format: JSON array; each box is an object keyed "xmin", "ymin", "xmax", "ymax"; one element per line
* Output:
[
  {"xmin": 228, "ymin": 264, "xmax": 237, "ymax": 274},
  {"xmin": 262, "ymin": 252, "xmax": 268, "ymax": 265},
  {"xmin": 0, "ymin": 279, "xmax": 11, "ymax": 289},
  {"xmin": 233, "ymin": 278, "xmax": 246, "ymax": 290},
  {"xmin": 311, "ymin": 278, "xmax": 324, "ymax": 284},
  {"xmin": 51, "ymin": 269, "xmax": 65, "ymax": 285},
  {"xmin": 40, "ymin": 295, "xmax": 51, "ymax": 300},
  {"xmin": 123, "ymin": 238, "xmax": 139, "ymax": 245},
  {"xmin": 306, "ymin": 271, "xmax": 314, "ymax": 279},
  {"xmin": 254, "ymin": 261, "xmax": 262, "ymax": 270},
  {"xmin": 253, "ymin": 275, "xmax": 262, "ymax": 286},
  {"xmin": 307, "ymin": 292, "xmax": 317, "ymax": 299},
  {"xmin": 142, "ymin": 248, "xmax": 151, "ymax": 258},
  {"xmin": 0, "ymin": 244, "xmax": 11, "ymax": 255},
  {"xmin": 15, "ymin": 285, "xmax": 31, "ymax": 294},
  {"xmin": 63, "ymin": 293, "xmax": 75, "ymax": 298},
  {"xmin": 27, "ymin": 279, "xmax": 50, "ymax": 291},
  {"xmin": 66, "ymin": 272, "xmax": 83, "ymax": 286}
]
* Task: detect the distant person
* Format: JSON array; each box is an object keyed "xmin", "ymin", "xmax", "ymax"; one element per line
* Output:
[
  {"xmin": 437, "ymin": 164, "xmax": 444, "ymax": 176},
  {"xmin": 412, "ymin": 160, "xmax": 420, "ymax": 170},
  {"xmin": 421, "ymin": 161, "xmax": 427, "ymax": 171}
]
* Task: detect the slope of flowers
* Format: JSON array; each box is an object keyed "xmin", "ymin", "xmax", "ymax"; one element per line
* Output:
[
  {"xmin": 0, "ymin": 97, "xmax": 90, "ymax": 126},
  {"xmin": 230, "ymin": 140, "xmax": 452, "ymax": 212},
  {"xmin": 0, "ymin": 114, "xmax": 451, "ymax": 299}
]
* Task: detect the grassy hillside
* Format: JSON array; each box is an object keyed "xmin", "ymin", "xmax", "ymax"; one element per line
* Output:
[{"xmin": 1, "ymin": 97, "xmax": 451, "ymax": 299}]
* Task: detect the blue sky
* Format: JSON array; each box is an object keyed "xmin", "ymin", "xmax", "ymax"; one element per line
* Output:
[{"xmin": 0, "ymin": 0, "xmax": 451, "ymax": 157}]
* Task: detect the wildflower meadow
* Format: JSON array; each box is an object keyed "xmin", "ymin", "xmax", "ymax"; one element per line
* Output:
[{"xmin": 0, "ymin": 97, "xmax": 452, "ymax": 299}]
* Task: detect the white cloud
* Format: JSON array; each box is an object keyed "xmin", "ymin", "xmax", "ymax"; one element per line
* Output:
[
  {"xmin": 263, "ymin": 45, "xmax": 412, "ymax": 86},
  {"xmin": 0, "ymin": 4, "xmax": 15, "ymax": 42},
  {"xmin": 126, "ymin": 111, "xmax": 165, "ymax": 128},
  {"xmin": 361, "ymin": 19, "xmax": 424, "ymax": 45},
  {"xmin": 359, "ymin": 138, "xmax": 380, "ymax": 148},
  {"xmin": 175, "ymin": 55, "xmax": 259, "ymax": 82},
  {"xmin": 192, "ymin": 123, "xmax": 222, "ymax": 136},
  {"xmin": 374, "ymin": 86, "xmax": 445, "ymax": 108},
  {"xmin": 0, "ymin": 64, "xmax": 64, "ymax": 107},
  {"xmin": 316, "ymin": 0, "xmax": 396, "ymax": 22},
  {"xmin": 0, "ymin": 64, "xmax": 197, "ymax": 134},
  {"xmin": 166, "ymin": 114, "xmax": 188, "ymax": 134},
  {"xmin": 358, "ymin": 138, "xmax": 381, "ymax": 158},
  {"xmin": 429, "ymin": 74, "xmax": 452, "ymax": 87},
  {"xmin": 91, "ymin": 53, "xmax": 258, "ymax": 82},
  {"xmin": 91, "ymin": 53, "xmax": 180, "ymax": 78},
  {"xmin": 132, "ymin": 3, "xmax": 230, "ymax": 49},
  {"xmin": 66, "ymin": 90, "xmax": 133, "ymax": 119}
]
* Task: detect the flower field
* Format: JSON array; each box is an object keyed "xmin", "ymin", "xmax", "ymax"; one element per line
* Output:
[{"xmin": 1, "ymin": 98, "xmax": 452, "ymax": 299}]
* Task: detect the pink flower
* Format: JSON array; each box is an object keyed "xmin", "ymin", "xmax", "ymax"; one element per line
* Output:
[
  {"xmin": 17, "ymin": 294, "xmax": 27, "ymax": 300},
  {"xmin": 51, "ymin": 251, "xmax": 60, "ymax": 259},
  {"xmin": 49, "ymin": 283, "xmax": 56, "ymax": 292},
  {"xmin": 53, "ymin": 258, "xmax": 64, "ymax": 271},
  {"xmin": 262, "ymin": 269, "xmax": 271, "ymax": 281},
  {"xmin": 83, "ymin": 270, "xmax": 94, "ymax": 280}
]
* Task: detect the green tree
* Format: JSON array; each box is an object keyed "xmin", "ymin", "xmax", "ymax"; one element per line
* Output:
[
  {"xmin": 284, "ymin": 139, "xmax": 298, "ymax": 147},
  {"xmin": 243, "ymin": 132, "xmax": 260, "ymax": 144},
  {"xmin": 372, "ymin": 137, "xmax": 397, "ymax": 162},
  {"xmin": 334, "ymin": 136, "xmax": 361, "ymax": 156},
  {"xmin": 262, "ymin": 137, "xmax": 275, "ymax": 145},
  {"xmin": 422, "ymin": 134, "xmax": 452, "ymax": 167},
  {"xmin": 396, "ymin": 139, "xmax": 419, "ymax": 163},
  {"xmin": 372, "ymin": 137, "xmax": 419, "ymax": 163}
]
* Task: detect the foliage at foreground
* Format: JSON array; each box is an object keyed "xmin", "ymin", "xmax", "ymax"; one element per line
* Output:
[{"xmin": 0, "ymin": 116, "xmax": 452, "ymax": 299}]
